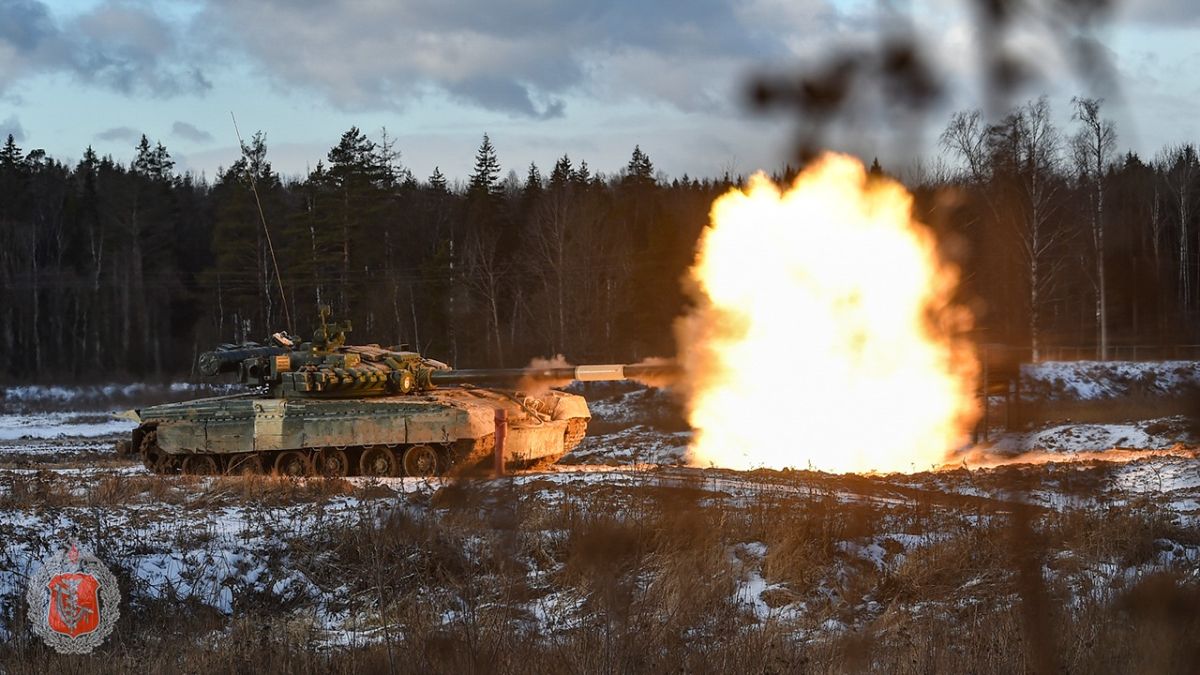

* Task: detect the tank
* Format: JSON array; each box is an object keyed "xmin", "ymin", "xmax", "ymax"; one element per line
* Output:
[{"xmin": 116, "ymin": 308, "xmax": 676, "ymax": 477}]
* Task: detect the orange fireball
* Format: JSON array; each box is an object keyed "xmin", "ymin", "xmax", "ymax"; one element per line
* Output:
[{"xmin": 678, "ymin": 154, "xmax": 978, "ymax": 474}]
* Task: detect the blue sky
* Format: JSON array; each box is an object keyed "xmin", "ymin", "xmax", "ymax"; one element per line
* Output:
[{"xmin": 1, "ymin": 0, "xmax": 1197, "ymax": 183}]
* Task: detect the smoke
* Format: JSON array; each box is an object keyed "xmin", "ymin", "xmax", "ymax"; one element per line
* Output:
[
  {"xmin": 625, "ymin": 356, "xmax": 679, "ymax": 389},
  {"xmin": 518, "ymin": 354, "xmax": 575, "ymax": 394}
]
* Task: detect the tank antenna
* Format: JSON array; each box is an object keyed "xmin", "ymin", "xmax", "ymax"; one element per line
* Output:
[{"xmin": 231, "ymin": 112, "xmax": 293, "ymax": 335}]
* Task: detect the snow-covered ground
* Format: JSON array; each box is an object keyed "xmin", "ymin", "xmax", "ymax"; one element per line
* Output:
[
  {"xmin": 0, "ymin": 381, "xmax": 232, "ymax": 461},
  {"xmin": 1022, "ymin": 360, "xmax": 1199, "ymax": 400},
  {"xmin": 0, "ymin": 364, "xmax": 1196, "ymax": 661},
  {"xmin": 0, "ymin": 382, "xmax": 235, "ymax": 410},
  {"xmin": 978, "ymin": 416, "xmax": 1198, "ymax": 455},
  {"xmin": 0, "ymin": 480, "xmax": 374, "ymax": 641},
  {"xmin": 1, "ymin": 460, "xmax": 1197, "ymax": 651},
  {"xmin": 0, "ymin": 412, "xmax": 135, "ymax": 441}
]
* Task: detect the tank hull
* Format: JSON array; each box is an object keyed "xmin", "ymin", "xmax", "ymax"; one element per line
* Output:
[{"xmin": 127, "ymin": 387, "xmax": 590, "ymax": 477}]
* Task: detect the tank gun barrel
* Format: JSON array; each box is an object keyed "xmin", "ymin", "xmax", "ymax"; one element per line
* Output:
[
  {"xmin": 198, "ymin": 344, "xmax": 287, "ymax": 376},
  {"xmin": 427, "ymin": 362, "xmax": 679, "ymax": 387}
]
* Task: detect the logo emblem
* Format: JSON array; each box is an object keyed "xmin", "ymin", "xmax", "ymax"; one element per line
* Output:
[{"xmin": 27, "ymin": 543, "xmax": 120, "ymax": 654}]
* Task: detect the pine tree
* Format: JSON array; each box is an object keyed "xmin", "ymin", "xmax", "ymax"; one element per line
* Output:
[
  {"xmin": 212, "ymin": 132, "xmax": 285, "ymax": 337},
  {"xmin": 375, "ymin": 126, "xmax": 402, "ymax": 186},
  {"xmin": 80, "ymin": 145, "xmax": 98, "ymax": 170},
  {"xmin": 318, "ymin": 126, "xmax": 390, "ymax": 313},
  {"xmin": 230, "ymin": 131, "xmax": 277, "ymax": 187},
  {"xmin": 573, "ymin": 159, "xmax": 591, "ymax": 186},
  {"xmin": 153, "ymin": 142, "xmax": 173, "ymax": 179},
  {"xmin": 0, "ymin": 134, "xmax": 22, "ymax": 168},
  {"xmin": 468, "ymin": 133, "xmax": 501, "ymax": 198},
  {"xmin": 624, "ymin": 145, "xmax": 654, "ymax": 185},
  {"xmin": 523, "ymin": 162, "xmax": 543, "ymax": 199},
  {"xmin": 132, "ymin": 135, "xmax": 174, "ymax": 181},
  {"xmin": 328, "ymin": 127, "xmax": 383, "ymax": 184},
  {"xmin": 549, "ymin": 155, "xmax": 573, "ymax": 191},
  {"xmin": 429, "ymin": 166, "xmax": 448, "ymax": 192}
]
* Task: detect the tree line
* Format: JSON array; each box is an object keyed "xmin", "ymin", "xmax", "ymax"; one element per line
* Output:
[
  {"xmin": 935, "ymin": 96, "xmax": 1198, "ymax": 361},
  {"xmin": 0, "ymin": 97, "xmax": 1197, "ymax": 379}
]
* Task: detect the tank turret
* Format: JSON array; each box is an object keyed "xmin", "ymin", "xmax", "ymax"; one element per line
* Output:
[{"xmin": 200, "ymin": 306, "xmax": 677, "ymax": 399}]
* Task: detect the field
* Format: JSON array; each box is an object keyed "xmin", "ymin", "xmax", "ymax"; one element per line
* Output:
[{"xmin": 0, "ymin": 362, "xmax": 1198, "ymax": 673}]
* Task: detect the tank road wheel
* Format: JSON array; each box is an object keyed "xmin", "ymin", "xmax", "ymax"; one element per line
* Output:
[
  {"xmin": 139, "ymin": 429, "xmax": 162, "ymax": 472},
  {"xmin": 143, "ymin": 449, "xmax": 162, "ymax": 473},
  {"xmin": 563, "ymin": 418, "xmax": 588, "ymax": 452},
  {"xmin": 152, "ymin": 454, "xmax": 180, "ymax": 475},
  {"xmin": 316, "ymin": 447, "xmax": 351, "ymax": 477},
  {"xmin": 274, "ymin": 451, "xmax": 313, "ymax": 477},
  {"xmin": 359, "ymin": 446, "xmax": 399, "ymax": 477},
  {"xmin": 226, "ymin": 454, "xmax": 265, "ymax": 476},
  {"xmin": 182, "ymin": 455, "xmax": 219, "ymax": 475},
  {"xmin": 402, "ymin": 444, "xmax": 442, "ymax": 477}
]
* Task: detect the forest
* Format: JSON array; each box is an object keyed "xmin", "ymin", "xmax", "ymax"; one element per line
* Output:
[{"xmin": 0, "ymin": 96, "xmax": 1197, "ymax": 379}]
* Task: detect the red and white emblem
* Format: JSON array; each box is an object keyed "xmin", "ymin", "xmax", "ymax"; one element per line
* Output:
[
  {"xmin": 48, "ymin": 571, "xmax": 101, "ymax": 637},
  {"xmin": 27, "ymin": 542, "xmax": 120, "ymax": 654}
]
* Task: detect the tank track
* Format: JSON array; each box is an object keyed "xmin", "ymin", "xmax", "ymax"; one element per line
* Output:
[{"xmin": 135, "ymin": 435, "xmax": 464, "ymax": 478}]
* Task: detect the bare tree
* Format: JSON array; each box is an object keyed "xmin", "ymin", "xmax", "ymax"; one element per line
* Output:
[
  {"xmin": 1071, "ymin": 97, "xmax": 1117, "ymax": 359},
  {"xmin": 1007, "ymin": 99, "xmax": 1072, "ymax": 361},
  {"xmin": 942, "ymin": 98, "xmax": 1070, "ymax": 361},
  {"xmin": 531, "ymin": 187, "xmax": 572, "ymax": 354},
  {"xmin": 940, "ymin": 109, "xmax": 992, "ymax": 186},
  {"xmin": 1158, "ymin": 144, "xmax": 1198, "ymax": 312},
  {"xmin": 462, "ymin": 227, "xmax": 507, "ymax": 366}
]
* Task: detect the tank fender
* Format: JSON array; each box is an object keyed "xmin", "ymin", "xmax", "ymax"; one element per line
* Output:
[
  {"xmin": 545, "ymin": 392, "xmax": 590, "ymax": 421},
  {"xmin": 459, "ymin": 403, "xmax": 499, "ymax": 438}
]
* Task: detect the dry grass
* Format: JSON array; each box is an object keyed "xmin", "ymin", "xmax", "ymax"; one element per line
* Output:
[
  {"xmin": 1, "ymin": 465, "xmax": 1198, "ymax": 673},
  {"xmin": 0, "ymin": 470, "xmax": 359, "ymax": 510}
]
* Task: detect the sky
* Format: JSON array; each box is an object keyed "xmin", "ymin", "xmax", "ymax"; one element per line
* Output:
[{"xmin": 1, "ymin": 0, "xmax": 1197, "ymax": 184}]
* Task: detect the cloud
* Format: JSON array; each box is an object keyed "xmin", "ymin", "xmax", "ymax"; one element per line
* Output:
[
  {"xmin": 0, "ymin": 115, "xmax": 25, "ymax": 141},
  {"xmin": 95, "ymin": 126, "xmax": 142, "ymax": 143},
  {"xmin": 172, "ymin": 120, "xmax": 214, "ymax": 143},
  {"xmin": 1, "ymin": 0, "xmax": 847, "ymax": 119},
  {"xmin": 0, "ymin": 0, "xmax": 211, "ymax": 97},
  {"xmin": 1117, "ymin": 0, "xmax": 1200, "ymax": 27},
  {"xmin": 194, "ymin": 0, "xmax": 837, "ymax": 118}
]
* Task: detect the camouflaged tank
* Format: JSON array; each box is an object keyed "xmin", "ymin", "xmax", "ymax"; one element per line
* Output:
[{"xmin": 117, "ymin": 308, "xmax": 675, "ymax": 477}]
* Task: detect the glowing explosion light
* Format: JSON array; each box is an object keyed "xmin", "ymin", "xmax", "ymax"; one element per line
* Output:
[{"xmin": 678, "ymin": 153, "xmax": 979, "ymax": 474}]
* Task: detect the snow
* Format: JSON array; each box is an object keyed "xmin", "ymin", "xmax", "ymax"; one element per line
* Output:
[
  {"xmin": 983, "ymin": 418, "xmax": 1191, "ymax": 454},
  {"xmin": 1022, "ymin": 360, "xmax": 1200, "ymax": 400},
  {"xmin": 821, "ymin": 618, "xmax": 847, "ymax": 632},
  {"xmin": 1114, "ymin": 457, "xmax": 1200, "ymax": 493},
  {"xmin": 737, "ymin": 568, "xmax": 772, "ymax": 620},
  {"xmin": 0, "ymin": 491, "xmax": 367, "ymax": 638},
  {"xmin": 740, "ymin": 541, "xmax": 768, "ymax": 558},
  {"xmin": 576, "ymin": 386, "xmax": 679, "ymax": 425},
  {"xmin": 0, "ymin": 439, "xmax": 115, "ymax": 458},
  {"xmin": 0, "ymin": 382, "xmax": 234, "ymax": 407},
  {"xmin": 563, "ymin": 425, "xmax": 690, "ymax": 465},
  {"xmin": 527, "ymin": 590, "xmax": 587, "ymax": 633},
  {"xmin": 0, "ymin": 413, "xmax": 135, "ymax": 440},
  {"xmin": 1, "ymin": 453, "xmax": 1198, "ymax": 647},
  {"xmin": 730, "ymin": 541, "xmax": 777, "ymax": 621},
  {"xmin": 837, "ymin": 540, "xmax": 889, "ymax": 569}
]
